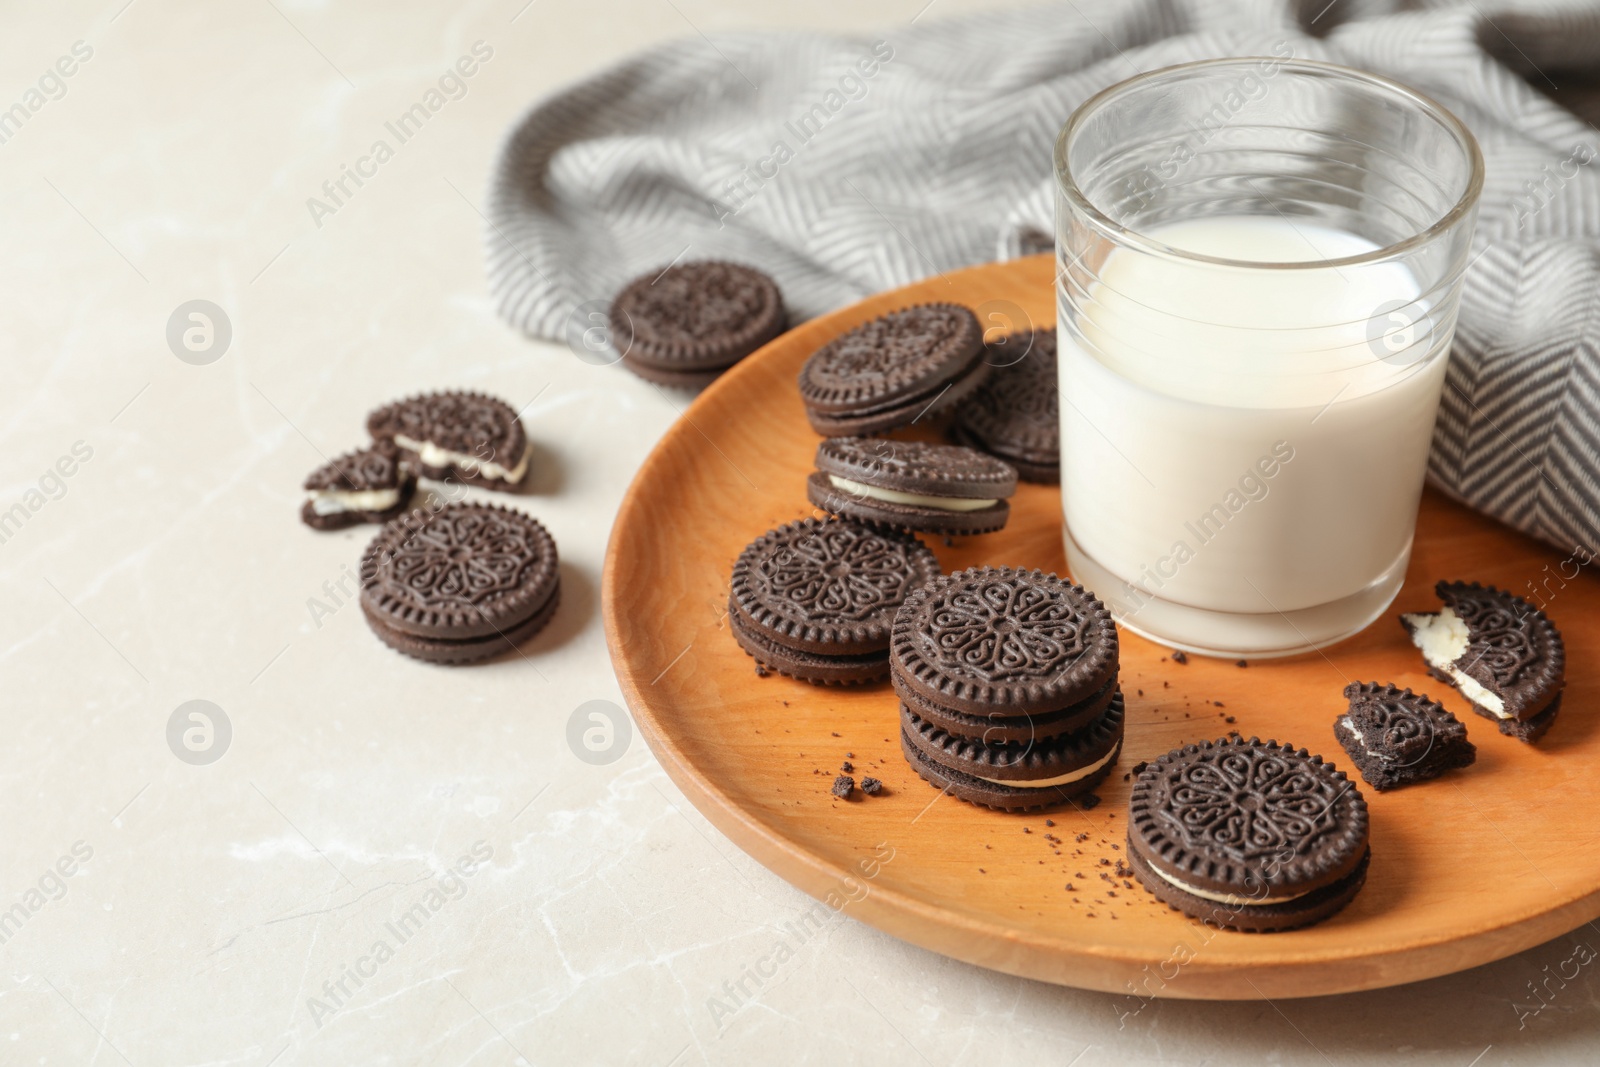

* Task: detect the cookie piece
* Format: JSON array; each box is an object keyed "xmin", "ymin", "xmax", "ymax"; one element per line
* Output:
[
  {"xmin": 900, "ymin": 689, "xmax": 1124, "ymax": 811},
  {"xmin": 610, "ymin": 260, "xmax": 786, "ymax": 385},
  {"xmin": 359, "ymin": 503, "xmax": 560, "ymax": 664},
  {"xmin": 367, "ymin": 391, "xmax": 529, "ymax": 491},
  {"xmin": 728, "ymin": 518, "xmax": 941, "ymax": 686},
  {"xmin": 1335, "ymin": 682, "xmax": 1477, "ymax": 791},
  {"xmin": 807, "ymin": 437, "xmax": 1016, "ymax": 536},
  {"xmin": 1127, "ymin": 737, "xmax": 1370, "ymax": 932},
  {"xmin": 301, "ymin": 445, "xmax": 416, "ymax": 531},
  {"xmin": 798, "ymin": 304, "xmax": 988, "ymax": 436},
  {"xmin": 954, "ymin": 328, "xmax": 1060, "ymax": 483},
  {"xmin": 1400, "ymin": 581, "xmax": 1565, "ymax": 741},
  {"xmin": 890, "ymin": 567, "xmax": 1118, "ymax": 717}
]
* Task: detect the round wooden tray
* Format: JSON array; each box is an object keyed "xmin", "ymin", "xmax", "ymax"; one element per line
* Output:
[{"xmin": 601, "ymin": 255, "xmax": 1598, "ymax": 999}]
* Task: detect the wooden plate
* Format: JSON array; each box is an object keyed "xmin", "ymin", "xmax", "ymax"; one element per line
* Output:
[{"xmin": 601, "ymin": 255, "xmax": 1598, "ymax": 999}]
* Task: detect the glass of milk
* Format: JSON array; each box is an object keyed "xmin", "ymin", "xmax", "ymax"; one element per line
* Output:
[{"xmin": 1054, "ymin": 58, "xmax": 1483, "ymax": 657}]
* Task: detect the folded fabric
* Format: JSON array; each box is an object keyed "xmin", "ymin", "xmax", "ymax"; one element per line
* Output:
[{"xmin": 486, "ymin": 0, "xmax": 1600, "ymax": 556}]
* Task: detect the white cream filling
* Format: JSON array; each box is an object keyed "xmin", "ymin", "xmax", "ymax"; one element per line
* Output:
[
  {"xmin": 307, "ymin": 487, "xmax": 401, "ymax": 516},
  {"xmin": 1146, "ymin": 865, "xmax": 1312, "ymax": 907},
  {"xmin": 1338, "ymin": 719, "xmax": 1364, "ymax": 745},
  {"xmin": 396, "ymin": 435, "xmax": 530, "ymax": 483},
  {"xmin": 828, "ymin": 475, "xmax": 997, "ymax": 513},
  {"xmin": 975, "ymin": 742, "xmax": 1119, "ymax": 789},
  {"xmin": 1402, "ymin": 608, "xmax": 1508, "ymax": 717}
]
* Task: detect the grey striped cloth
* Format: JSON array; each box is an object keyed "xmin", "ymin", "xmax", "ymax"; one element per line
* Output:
[{"xmin": 486, "ymin": 0, "xmax": 1600, "ymax": 556}]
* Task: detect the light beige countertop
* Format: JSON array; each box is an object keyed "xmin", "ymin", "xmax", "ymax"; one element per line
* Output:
[{"xmin": 2, "ymin": 0, "xmax": 1596, "ymax": 1062}]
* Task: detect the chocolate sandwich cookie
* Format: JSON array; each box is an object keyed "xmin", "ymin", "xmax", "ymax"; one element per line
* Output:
[
  {"xmin": 954, "ymin": 328, "xmax": 1060, "ymax": 483},
  {"xmin": 798, "ymin": 304, "xmax": 989, "ymax": 436},
  {"xmin": 1335, "ymin": 682, "xmax": 1476, "ymax": 792},
  {"xmin": 367, "ymin": 391, "xmax": 529, "ymax": 491},
  {"xmin": 807, "ymin": 437, "xmax": 1017, "ymax": 536},
  {"xmin": 301, "ymin": 445, "xmax": 415, "ymax": 530},
  {"xmin": 360, "ymin": 503, "xmax": 560, "ymax": 664},
  {"xmin": 728, "ymin": 518, "xmax": 940, "ymax": 685},
  {"xmin": 897, "ymin": 673, "xmax": 1118, "ymax": 745},
  {"xmin": 1128, "ymin": 738, "xmax": 1370, "ymax": 932},
  {"xmin": 900, "ymin": 689, "xmax": 1125, "ymax": 811},
  {"xmin": 609, "ymin": 260, "xmax": 786, "ymax": 387},
  {"xmin": 1401, "ymin": 581, "xmax": 1565, "ymax": 742},
  {"xmin": 891, "ymin": 567, "xmax": 1118, "ymax": 718}
]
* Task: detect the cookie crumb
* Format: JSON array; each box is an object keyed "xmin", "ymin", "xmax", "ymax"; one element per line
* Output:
[
  {"xmin": 1236, "ymin": 659, "xmax": 1248, "ymax": 668},
  {"xmin": 1225, "ymin": 715, "xmax": 1236, "ymax": 724},
  {"xmin": 1131, "ymin": 760, "xmax": 1148, "ymax": 777},
  {"xmin": 860, "ymin": 777, "xmax": 882, "ymax": 795},
  {"xmin": 831, "ymin": 775, "xmax": 854, "ymax": 798},
  {"xmin": 1170, "ymin": 650, "xmax": 1188, "ymax": 665},
  {"xmin": 841, "ymin": 761, "xmax": 853, "ymax": 773},
  {"xmin": 1045, "ymin": 819, "xmax": 1055, "ymax": 827},
  {"xmin": 1079, "ymin": 793, "xmax": 1102, "ymax": 811}
]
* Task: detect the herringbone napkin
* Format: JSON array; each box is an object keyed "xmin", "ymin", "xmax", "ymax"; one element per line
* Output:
[{"xmin": 486, "ymin": 0, "xmax": 1600, "ymax": 556}]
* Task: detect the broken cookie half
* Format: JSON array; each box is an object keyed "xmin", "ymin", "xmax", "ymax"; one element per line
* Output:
[{"xmin": 1400, "ymin": 581, "xmax": 1565, "ymax": 743}]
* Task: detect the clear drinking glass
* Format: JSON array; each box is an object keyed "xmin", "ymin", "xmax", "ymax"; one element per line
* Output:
[{"xmin": 1054, "ymin": 58, "xmax": 1484, "ymax": 657}]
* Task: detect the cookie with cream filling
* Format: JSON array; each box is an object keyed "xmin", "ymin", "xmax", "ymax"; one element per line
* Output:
[
  {"xmin": 807, "ymin": 436, "xmax": 1016, "ymax": 536},
  {"xmin": 1400, "ymin": 581, "xmax": 1565, "ymax": 743}
]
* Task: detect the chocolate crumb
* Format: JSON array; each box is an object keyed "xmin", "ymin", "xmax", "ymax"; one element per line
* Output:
[
  {"xmin": 830, "ymin": 731, "xmax": 840, "ymax": 737},
  {"xmin": 1064, "ymin": 883, "xmax": 1077, "ymax": 892},
  {"xmin": 755, "ymin": 665, "xmax": 769, "ymax": 677},
  {"xmin": 978, "ymin": 867, "xmax": 986, "ymax": 874},
  {"xmin": 860, "ymin": 777, "xmax": 882, "ymax": 795},
  {"xmin": 841, "ymin": 761, "xmax": 853, "ymax": 773},
  {"xmin": 1022, "ymin": 827, "xmax": 1031, "ymax": 834},
  {"xmin": 831, "ymin": 775, "xmax": 854, "ymax": 798},
  {"xmin": 1136, "ymin": 688, "xmax": 1144, "ymax": 696},
  {"xmin": 1045, "ymin": 819, "xmax": 1055, "ymax": 827},
  {"xmin": 1079, "ymin": 793, "xmax": 1102, "ymax": 811},
  {"xmin": 846, "ymin": 752, "xmax": 854, "ymax": 758},
  {"xmin": 1225, "ymin": 715, "xmax": 1236, "ymax": 724},
  {"xmin": 1099, "ymin": 858, "xmax": 1112, "ymax": 866},
  {"xmin": 1131, "ymin": 761, "xmax": 1148, "ymax": 777},
  {"xmin": 1171, "ymin": 650, "xmax": 1188, "ymax": 664},
  {"xmin": 1236, "ymin": 659, "xmax": 1248, "ymax": 668},
  {"xmin": 1075, "ymin": 832, "xmax": 1089, "ymax": 842}
]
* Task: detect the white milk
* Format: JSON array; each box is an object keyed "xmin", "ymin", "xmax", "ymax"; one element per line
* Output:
[{"xmin": 1059, "ymin": 216, "xmax": 1448, "ymax": 655}]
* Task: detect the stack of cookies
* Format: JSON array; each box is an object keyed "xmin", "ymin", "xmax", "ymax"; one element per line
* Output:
[{"xmin": 891, "ymin": 566, "xmax": 1124, "ymax": 811}]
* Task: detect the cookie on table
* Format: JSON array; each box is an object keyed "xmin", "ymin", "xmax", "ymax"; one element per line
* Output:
[
  {"xmin": 728, "ymin": 518, "xmax": 940, "ymax": 686},
  {"xmin": 953, "ymin": 327, "xmax": 1060, "ymax": 484},
  {"xmin": 806, "ymin": 437, "xmax": 1017, "ymax": 537},
  {"xmin": 890, "ymin": 566, "xmax": 1122, "ymax": 810},
  {"xmin": 798, "ymin": 304, "xmax": 989, "ymax": 436},
  {"xmin": 609, "ymin": 260, "xmax": 786, "ymax": 388},
  {"xmin": 367, "ymin": 391, "xmax": 529, "ymax": 491},
  {"xmin": 900, "ymin": 689, "xmax": 1124, "ymax": 812},
  {"xmin": 1127, "ymin": 738, "xmax": 1370, "ymax": 932},
  {"xmin": 301, "ymin": 445, "xmax": 415, "ymax": 531},
  {"xmin": 1400, "ymin": 581, "xmax": 1565, "ymax": 743},
  {"xmin": 1335, "ymin": 682, "xmax": 1476, "ymax": 791},
  {"xmin": 359, "ymin": 503, "xmax": 560, "ymax": 665}
]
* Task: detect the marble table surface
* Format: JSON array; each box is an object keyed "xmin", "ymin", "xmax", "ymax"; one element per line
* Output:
[{"xmin": 3, "ymin": 0, "xmax": 1596, "ymax": 1063}]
